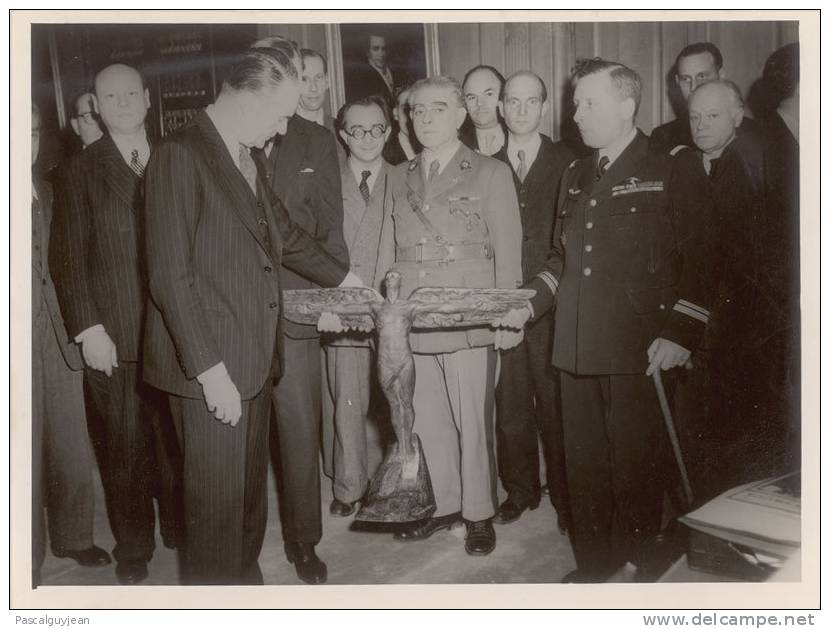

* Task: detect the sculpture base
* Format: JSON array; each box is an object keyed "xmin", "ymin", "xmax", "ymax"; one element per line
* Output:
[{"xmin": 356, "ymin": 434, "xmax": 436, "ymax": 523}]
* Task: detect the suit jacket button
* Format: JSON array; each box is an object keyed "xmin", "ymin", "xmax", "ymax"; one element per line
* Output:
[
  {"xmin": 589, "ymin": 199, "xmax": 597, "ymax": 207},
  {"xmin": 583, "ymin": 267, "xmax": 592, "ymax": 276},
  {"xmin": 257, "ymin": 201, "xmax": 264, "ymax": 208},
  {"xmin": 264, "ymin": 266, "xmax": 272, "ymax": 273},
  {"xmin": 269, "ymin": 302, "xmax": 278, "ymax": 309},
  {"xmin": 586, "ymin": 221, "xmax": 594, "ymax": 229},
  {"xmin": 585, "ymin": 244, "xmax": 593, "ymax": 252}
]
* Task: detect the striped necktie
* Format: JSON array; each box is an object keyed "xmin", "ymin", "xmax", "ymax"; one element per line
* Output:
[{"xmin": 129, "ymin": 148, "xmax": 145, "ymax": 178}]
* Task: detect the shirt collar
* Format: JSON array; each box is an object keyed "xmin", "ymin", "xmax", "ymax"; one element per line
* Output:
[
  {"xmin": 598, "ymin": 126, "xmax": 637, "ymax": 169},
  {"xmin": 507, "ymin": 132, "xmax": 542, "ymax": 171},
  {"xmin": 475, "ymin": 125, "xmax": 505, "ymax": 154},
  {"xmin": 348, "ymin": 157, "xmax": 383, "ymax": 192},
  {"xmin": 206, "ymin": 104, "xmax": 241, "ymax": 168},
  {"xmin": 421, "ymin": 139, "xmax": 462, "ymax": 176},
  {"xmin": 109, "ymin": 128, "xmax": 150, "ymax": 167}
]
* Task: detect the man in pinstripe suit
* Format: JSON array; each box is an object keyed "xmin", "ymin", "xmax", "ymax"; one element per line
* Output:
[
  {"xmin": 143, "ymin": 47, "xmax": 358, "ymax": 585},
  {"xmin": 50, "ymin": 64, "xmax": 178, "ymax": 585}
]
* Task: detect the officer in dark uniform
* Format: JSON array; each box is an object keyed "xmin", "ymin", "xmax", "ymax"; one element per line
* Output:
[{"xmin": 497, "ymin": 58, "xmax": 714, "ymax": 583}]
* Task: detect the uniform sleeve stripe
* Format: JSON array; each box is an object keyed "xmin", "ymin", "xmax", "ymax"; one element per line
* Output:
[
  {"xmin": 673, "ymin": 302, "xmax": 709, "ymax": 323},
  {"xmin": 538, "ymin": 271, "xmax": 558, "ymax": 296},
  {"xmin": 676, "ymin": 299, "xmax": 710, "ymax": 318}
]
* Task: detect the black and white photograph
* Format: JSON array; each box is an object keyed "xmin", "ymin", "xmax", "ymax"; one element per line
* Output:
[{"xmin": 10, "ymin": 9, "xmax": 819, "ymax": 611}]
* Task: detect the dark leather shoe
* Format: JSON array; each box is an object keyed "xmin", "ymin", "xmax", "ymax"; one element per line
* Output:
[
  {"xmin": 115, "ymin": 560, "xmax": 148, "ymax": 585},
  {"xmin": 393, "ymin": 512, "xmax": 462, "ymax": 541},
  {"xmin": 465, "ymin": 519, "xmax": 496, "ymax": 556},
  {"xmin": 53, "ymin": 545, "xmax": 112, "ymax": 566},
  {"xmin": 493, "ymin": 497, "xmax": 540, "ymax": 525},
  {"xmin": 284, "ymin": 542, "xmax": 327, "ymax": 585},
  {"xmin": 329, "ymin": 498, "xmax": 356, "ymax": 517}
]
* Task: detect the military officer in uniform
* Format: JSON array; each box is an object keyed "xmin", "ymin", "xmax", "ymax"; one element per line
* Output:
[
  {"xmin": 373, "ymin": 75, "xmax": 523, "ymax": 556},
  {"xmin": 497, "ymin": 59, "xmax": 713, "ymax": 582}
]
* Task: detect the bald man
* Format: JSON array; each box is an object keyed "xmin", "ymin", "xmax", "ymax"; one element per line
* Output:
[
  {"xmin": 688, "ymin": 80, "xmax": 791, "ymax": 495},
  {"xmin": 50, "ymin": 63, "xmax": 180, "ymax": 585}
]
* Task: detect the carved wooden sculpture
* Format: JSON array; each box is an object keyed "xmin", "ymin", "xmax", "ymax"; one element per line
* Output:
[{"xmin": 283, "ymin": 270, "xmax": 534, "ymax": 522}]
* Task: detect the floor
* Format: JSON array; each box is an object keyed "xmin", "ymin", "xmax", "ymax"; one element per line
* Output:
[{"xmin": 39, "ymin": 466, "xmax": 578, "ymax": 586}]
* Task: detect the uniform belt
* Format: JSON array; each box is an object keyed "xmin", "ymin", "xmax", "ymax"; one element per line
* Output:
[{"xmin": 396, "ymin": 242, "xmax": 492, "ymax": 263}]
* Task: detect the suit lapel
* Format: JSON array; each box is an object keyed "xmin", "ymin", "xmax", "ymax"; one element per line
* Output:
[
  {"xmin": 98, "ymin": 134, "xmax": 142, "ymax": 211},
  {"xmin": 272, "ymin": 116, "xmax": 307, "ymax": 196},
  {"xmin": 193, "ymin": 112, "xmax": 271, "ymax": 255}
]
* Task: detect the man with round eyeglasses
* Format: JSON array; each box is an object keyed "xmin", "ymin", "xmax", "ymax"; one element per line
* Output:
[{"xmin": 320, "ymin": 95, "xmax": 396, "ymax": 519}]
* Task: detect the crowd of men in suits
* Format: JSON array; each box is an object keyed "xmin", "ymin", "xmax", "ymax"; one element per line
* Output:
[{"xmin": 32, "ymin": 32, "xmax": 799, "ymax": 587}]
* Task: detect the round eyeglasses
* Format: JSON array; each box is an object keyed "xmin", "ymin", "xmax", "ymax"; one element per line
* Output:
[{"xmin": 343, "ymin": 124, "xmax": 386, "ymax": 140}]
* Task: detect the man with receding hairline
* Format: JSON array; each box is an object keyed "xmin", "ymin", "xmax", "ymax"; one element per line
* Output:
[
  {"xmin": 491, "ymin": 70, "xmax": 573, "ymax": 531},
  {"xmin": 143, "ymin": 46, "xmax": 355, "ymax": 584},
  {"xmin": 460, "ymin": 65, "xmax": 507, "ymax": 156},
  {"xmin": 496, "ymin": 59, "xmax": 714, "ymax": 582},
  {"xmin": 50, "ymin": 63, "xmax": 178, "ymax": 585}
]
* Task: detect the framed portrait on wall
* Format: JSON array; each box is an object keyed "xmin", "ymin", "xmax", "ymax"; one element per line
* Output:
[{"xmin": 325, "ymin": 22, "xmax": 440, "ymax": 113}]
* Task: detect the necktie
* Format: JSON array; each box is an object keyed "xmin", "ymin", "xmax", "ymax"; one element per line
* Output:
[
  {"xmin": 596, "ymin": 155, "xmax": 610, "ymax": 181},
  {"xmin": 129, "ymin": 148, "xmax": 145, "ymax": 178},
  {"xmin": 359, "ymin": 170, "xmax": 372, "ymax": 205},
  {"xmin": 706, "ymin": 157, "xmax": 720, "ymax": 179},
  {"xmin": 238, "ymin": 144, "xmax": 258, "ymax": 194},
  {"xmin": 427, "ymin": 159, "xmax": 440, "ymax": 185},
  {"xmin": 516, "ymin": 149, "xmax": 527, "ymax": 182}
]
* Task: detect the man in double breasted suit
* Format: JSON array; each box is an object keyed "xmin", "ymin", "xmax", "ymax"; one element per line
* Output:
[
  {"xmin": 491, "ymin": 72, "xmax": 574, "ymax": 531},
  {"xmin": 321, "ymin": 95, "xmax": 395, "ymax": 517},
  {"xmin": 50, "ymin": 64, "xmax": 178, "ymax": 585},
  {"xmin": 143, "ymin": 47, "xmax": 354, "ymax": 585},
  {"xmin": 374, "ymin": 76, "xmax": 523, "ymax": 556},
  {"xmin": 32, "ymin": 104, "xmax": 110, "ymax": 587},
  {"xmin": 498, "ymin": 59, "xmax": 713, "ymax": 582}
]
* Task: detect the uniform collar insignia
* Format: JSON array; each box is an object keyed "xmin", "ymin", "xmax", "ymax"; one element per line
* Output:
[{"xmin": 460, "ymin": 159, "xmax": 472, "ymax": 171}]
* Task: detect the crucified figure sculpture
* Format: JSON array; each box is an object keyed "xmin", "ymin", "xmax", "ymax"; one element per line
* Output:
[{"xmin": 282, "ymin": 270, "xmax": 533, "ymax": 522}]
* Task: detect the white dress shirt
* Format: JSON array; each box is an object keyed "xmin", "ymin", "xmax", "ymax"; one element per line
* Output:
[{"xmin": 475, "ymin": 126, "xmax": 505, "ymax": 155}]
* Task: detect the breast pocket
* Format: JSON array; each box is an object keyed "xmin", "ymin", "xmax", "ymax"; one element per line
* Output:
[
  {"xmin": 609, "ymin": 190, "xmax": 668, "ymax": 274},
  {"xmin": 448, "ymin": 197, "xmax": 487, "ymax": 239}
]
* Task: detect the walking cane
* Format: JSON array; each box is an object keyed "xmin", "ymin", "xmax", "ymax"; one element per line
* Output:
[{"xmin": 652, "ymin": 370, "xmax": 694, "ymax": 509}]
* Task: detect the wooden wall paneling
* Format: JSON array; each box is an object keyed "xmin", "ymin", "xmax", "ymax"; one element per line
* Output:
[
  {"xmin": 479, "ymin": 22, "xmax": 506, "ymax": 72},
  {"xmin": 779, "ymin": 21, "xmax": 799, "ymax": 46},
  {"xmin": 437, "ymin": 23, "xmax": 480, "ymax": 83},
  {"xmin": 572, "ymin": 22, "xmax": 596, "ymax": 63},
  {"xmin": 659, "ymin": 20, "xmax": 690, "ymax": 124},
  {"xmin": 528, "ymin": 21, "xmax": 556, "ymax": 139},
  {"xmin": 504, "ymin": 22, "xmax": 531, "ymax": 76}
]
